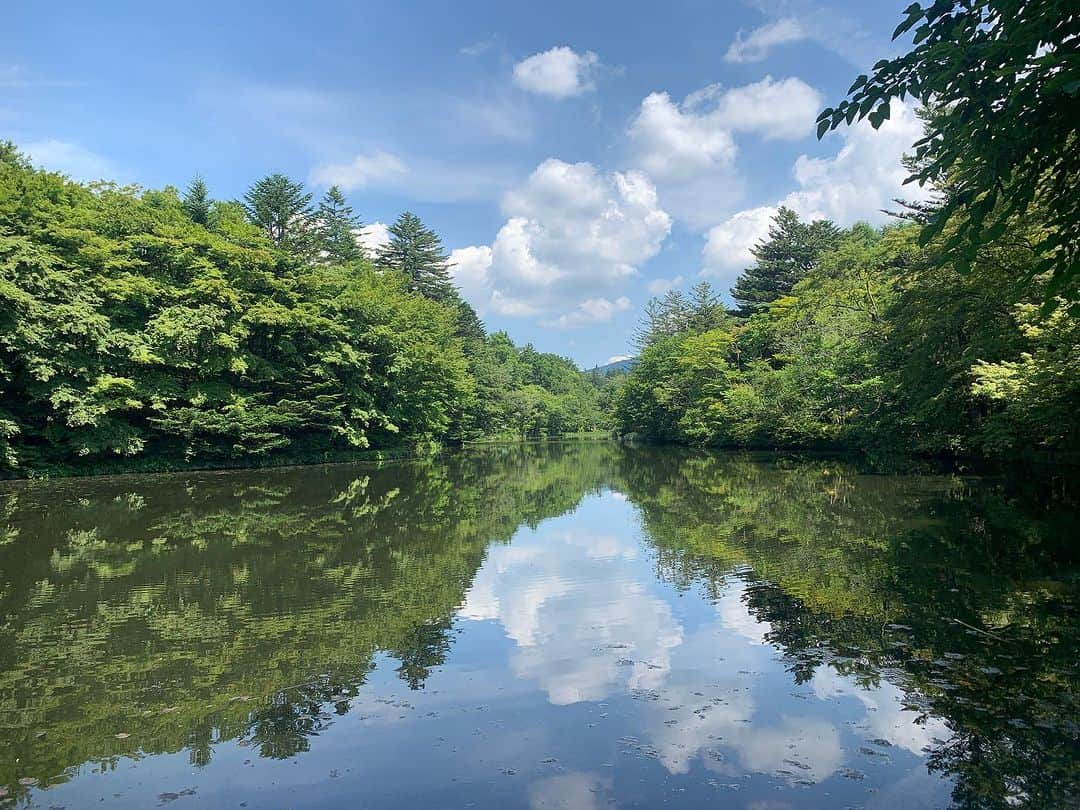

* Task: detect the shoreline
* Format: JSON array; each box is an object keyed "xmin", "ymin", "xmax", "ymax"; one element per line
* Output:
[
  {"xmin": 3, "ymin": 433, "xmax": 1076, "ymax": 486},
  {"xmin": 0, "ymin": 433, "xmax": 616, "ymax": 484}
]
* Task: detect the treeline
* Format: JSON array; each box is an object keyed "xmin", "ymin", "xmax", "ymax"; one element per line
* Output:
[
  {"xmin": 0, "ymin": 145, "xmax": 605, "ymax": 473},
  {"xmin": 613, "ymin": 203, "xmax": 1079, "ymax": 458},
  {"xmin": 613, "ymin": 0, "xmax": 1079, "ymax": 461}
]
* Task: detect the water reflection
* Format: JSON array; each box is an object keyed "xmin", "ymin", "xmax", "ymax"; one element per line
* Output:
[
  {"xmin": 0, "ymin": 442, "xmax": 1075, "ymax": 808},
  {"xmin": 461, "ymin": 514, "xmax": 682, "ymax": 705}
]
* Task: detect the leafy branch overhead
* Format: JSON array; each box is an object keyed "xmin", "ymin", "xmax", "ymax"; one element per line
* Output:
[{"xmin": 817, "ymin": 0, "xmax": 1079, "ymax": 301}]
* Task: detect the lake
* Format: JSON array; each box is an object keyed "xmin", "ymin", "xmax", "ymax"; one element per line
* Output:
[{"xmin": 0, "ymin": 442, "xmax": 1077, "ymax": 808}]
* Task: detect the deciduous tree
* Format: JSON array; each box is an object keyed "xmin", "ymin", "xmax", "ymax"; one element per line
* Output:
[{"xmin": 818, "ymin": 0, "xmax": 1080, "ymax": 303}]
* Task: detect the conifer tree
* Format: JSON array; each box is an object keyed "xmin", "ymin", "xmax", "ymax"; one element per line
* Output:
[
  {"xmin": 377, "ymin": 212, "xmax": 455, "ymax": 303},
  {"xmin": 730, "ymin": 207, "xmax": 841, "ymax": 316},
  {"xmin": 687, "ymin": 281, "xmax": 725, "ymax": 332},
  {"xmin": 182, "ymin": 176, "xmax": 212, "ymax": 226},
  {"xmin": 242, "ymin": 174, "xmax": 314, "ymax": 253},
  {"xmin": 315, "ymin": 185, "xmax": 363, "ymax": 263},
  {"xmin": 454, "ymin": 298, "xmax": 486, "ymax": 344}
]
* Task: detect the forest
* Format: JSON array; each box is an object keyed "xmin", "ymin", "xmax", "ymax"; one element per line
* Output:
[
  {"xmin": 1, "ymin": 0, "xmax": 1076, "ymax": 474},
  {"xmin": 0, "ymin": 147, "xmax": 610, "ymax": 474},
  {"xmin": 613, "ymin": 1, "xmax": 1079, "ymax": 460},
  {"xmin": 612, "ymin": 204, "xmax": 1078, "ymax": 458},
  {"xmin": 2, "ymin": 126, "xmax": 1076, "ymax": 473}
]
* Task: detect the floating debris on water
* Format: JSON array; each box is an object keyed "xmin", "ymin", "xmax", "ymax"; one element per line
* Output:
[{"xmin": 157, "ymin": 787, "xmax": 196, "ymax": 804}]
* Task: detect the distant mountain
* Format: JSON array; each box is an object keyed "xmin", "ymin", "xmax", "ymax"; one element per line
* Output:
[{"xmin": 588, "ymin": 357, "xmax": 637, "ymax": 376}]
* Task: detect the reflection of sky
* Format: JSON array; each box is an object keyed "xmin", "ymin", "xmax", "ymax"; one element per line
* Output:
[
  {"xmin": 459, "ymin": 489, "xmax": 949, "ymax": 792},
  {"xmin": 34, "ymin": 488, "xmax": 953, "ymax": 808},
  {"xmin": 462, "ymin": 514, "xmax": 682, "ymax": 704},
  {"xmin": 811, "ymin": 665, "xmax": 950, "ymax": 756},
  {"xmin": 528, "ymin": 771, "xmax": 611, "ymax": 810}
]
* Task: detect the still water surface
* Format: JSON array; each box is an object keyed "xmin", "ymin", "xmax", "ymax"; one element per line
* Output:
[{"xmin": 0, "ymin": 442, "xmax": 1077, "ymax": 808}]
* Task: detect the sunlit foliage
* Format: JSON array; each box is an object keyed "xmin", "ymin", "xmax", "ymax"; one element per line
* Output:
[
  {"xmin": 614, "ymin": 206, "xmax": 1079, "ymax": 458},
  {"xmin": 0, "ymin": 146, "xmax": 604, "ymax": 473}
]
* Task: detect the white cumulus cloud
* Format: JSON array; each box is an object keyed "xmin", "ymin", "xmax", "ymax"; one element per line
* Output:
[
  {"xmin": 716, "ymin": 76, "xmax": 823, "ymax": 139},
  {"xmin": 702, "ymin": 206, "xmax": 778, "ymax": 283},
  {"xmin": 450, "ymin": 158, "xmax": 670, "ymax": 324},
  {"xmin": 448, "ymin": 244, "xmax": 507, "ymax": 310},
  {"xmin": 629, "ymin": 91, "xmax": 737, "ymax": 181},
  {"xmin": 628, "ymin": 77, "xmax": 821, "ymax": 227},
  {"xmin": 702, "ymin": 100, "xmax": 928, "ymax": 285},
  {"xmin": 725, "ymin": 18, "xmax": 807, "ymax": 63},
  {"xmin": 629, "ymin": 76, "xmax": 820, "ymax": 181},
  {"xmin": 512, "ymin": 46, "xmax": 600, "ymax": 99},
  {"xmin": 354, "ymin": 222, "xmax": 391, "ymax": 255}
]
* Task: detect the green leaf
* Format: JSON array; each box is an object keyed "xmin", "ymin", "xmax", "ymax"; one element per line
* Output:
[
  {"xmin": 917, "ymin": 215, "xmax": 946, "ymax": 246},
  {"xmin": 847, "ymin": 75, "xmax": 869, "ymax": 94}
]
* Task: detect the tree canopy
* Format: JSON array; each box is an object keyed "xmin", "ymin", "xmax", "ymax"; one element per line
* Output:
[
  {"xmin": 730, "ymin": 207, "xmax": 841, "ymax": 316},
  {"xmin": 181, "ymin": 176, "xmax": 212, "ymax": 227},
  {"xmin": 817, "ymin": 0, "xmax": 1080, "ymax": 303},
  {"xmin": 242, "ymin": 173, "xmax": 315, "ymax": 254},
  {"xmin": 377, "ymin": 211, "xmax": 455, "ymax": 304},
  {"xmin": 0, "ymin": 145, "xmax": 606, "ymax": 475},
  {"xmin": 315, "ymin": 185, "xmax": 364, "ymax": 264},
  {"xmin": 613, "ymin": 206, "xmax": 1079, "ymax": 458}
]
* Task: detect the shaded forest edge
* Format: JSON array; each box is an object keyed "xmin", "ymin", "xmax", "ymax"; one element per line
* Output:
[
  {"xmin": 608, "ymin": 210, "xmax": 1080, "ymax": 465},
  {"xmin": 611, "ymin": 1, "xmax": 1078, "ymax": 463}
]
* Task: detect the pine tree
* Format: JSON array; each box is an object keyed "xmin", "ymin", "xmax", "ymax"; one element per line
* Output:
[
  {"xmin": 182, "ymin": 176, "xmax": 212, "ymax": 226},
  {"xmin": 377, "ymin": 212, "xmax": 455, "ymax": 303},
  {"xmin": 315, "ymin": 186, "xmax": 363, "ymax": 263},
  {"xmin": 633, "ymin": 299, "xmax": 663, "ymax": 349},
  {"xmin": 454, "ymin": 298, "xmax": 486, "ymax": 344},
  {"xmin": 242, "ymin": 174, "xmax": 314, "ymax": 253},
  {"xmin": 730, "ymin": 207, "xmax": 841, "ymax": 316},
  {"xmin": 687, "ymin": 281, "xmax": 725, "ymax": 332}
]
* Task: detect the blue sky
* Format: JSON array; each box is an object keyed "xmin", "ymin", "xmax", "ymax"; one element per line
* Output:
[{"xmin": 4, "ymin": 0, "xmax": 925, "ymax": 367}]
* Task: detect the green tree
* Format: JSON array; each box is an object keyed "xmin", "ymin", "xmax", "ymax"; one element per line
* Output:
[
  {"xmin": 181, "ymin": 175, "xmax": 212, "ymax": 226},
  {"xmin": 453, "ymin": 298, "xmax": 486, "ymax": 344},
  {"xmin": 377, "ymin": 212, "xmax": 455, "ymax": 304},
  {"xmin": 243, "ymin": 173, "xmax": 314, "ymax": 254},
  {"xmin": 731, "ymin": 207, "xmax": 842, "ymax": 316},
  {"xmin": 634, "ymin": 282, "xmax": 729, "ymax": 348},
  {"xmin": 315, "ymin": 185, "xmax": 363, "ymax": 264},
  {"xmin": 0, "ymin": 146, "xmax": 486, "ymax": 471},
  {"xmin": 818, "ymin": 0, "xmax": 1080, "ymax": 302},
  {"xmin": 971, "ymin": 298, "xmax": 1080, "ymax": 454},
  {"xmin": 686, "ymin": 281, "xmax": 725, "ymax": 332}
]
